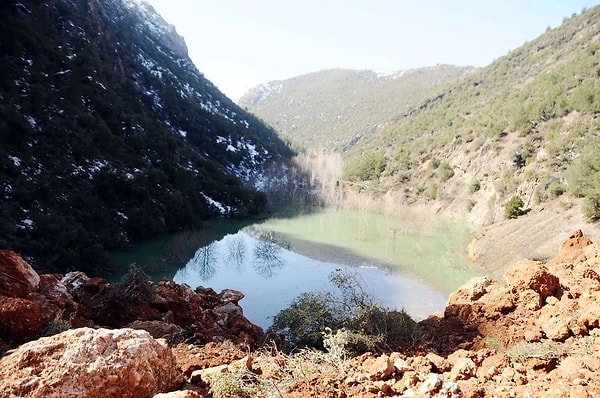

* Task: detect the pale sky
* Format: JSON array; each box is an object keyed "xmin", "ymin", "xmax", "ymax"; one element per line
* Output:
[{"xmin": 146, "ymin": 0, "xmax": 595, "ymax": 101}]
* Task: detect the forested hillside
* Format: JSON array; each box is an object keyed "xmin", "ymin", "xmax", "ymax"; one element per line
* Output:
[
  {"xmin": 0, "ymin": 0, "xmax": 292, "ymax": 275},
  {"xmin": 239, "ymin": 66, "xmax": 473, "ymax": 151},
  {"xmin": 343, "ymin": 6, "xmax": 600, "ymax": 221}
]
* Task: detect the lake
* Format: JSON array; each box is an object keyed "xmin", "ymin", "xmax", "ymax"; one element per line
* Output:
[{"xmin": 111, "ymin": 208, "xmax": 483, "ymax": 330}]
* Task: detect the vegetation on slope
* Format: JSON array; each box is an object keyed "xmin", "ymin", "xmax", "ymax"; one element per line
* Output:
[
  {"xmin": 0, "ymin": 0, "xmax": 292, "ymax": 275},
  {"xmin": 239, "ymin": 66, "xmax": 474, "ymax": 151},
  {"xmin": 343, "ymin": 6, "xmax": 600, "ymax": 220}
]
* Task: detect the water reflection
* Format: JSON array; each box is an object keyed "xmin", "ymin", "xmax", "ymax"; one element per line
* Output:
[
  {"xmin": 187, "ymin": 242, "xmax": 218, "ymax": 280},
  {"xmin": 252, "ymin": 231, "xmax": 290, "ymax": 278},
  {"xmin": 173, "ymin": 229, "xmax": 450, "ymax": 329},
  {"xmin": 226, "ymin": 234, "xmax": 246, "ymax": 270},
  {"xmin": 185, "ymin": 229, "xmax": 289, "ymax": 281},
  {"xmin": 253, "ymin": 239, "xmax": 283, "ymax": 278}
]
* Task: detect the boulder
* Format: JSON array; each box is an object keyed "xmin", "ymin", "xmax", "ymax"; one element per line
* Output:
[
  {"xmin": 548, "ymin": 229, "xmax": 592, "ymax": 265},
  {"xmin": 504, "ymin": 260, "xmax": 559, "ymax": 301},
  {"xmin": 361, "ymin": 354, "xmax": 395, "ymax": 381},
  {"xmin": 0, "ymin": 327, "xmax": 182, "ymax": 398},
  {"xmin": 0, "ymin": 296, "xmax": 45, "ymax": 344},
  {"xmin": 217, "ymin": 288, "xmax": 245, "ymax": 305},
  {"xmin": 0, "ymin": 250, "xmax": 40, "ymax": 297}
]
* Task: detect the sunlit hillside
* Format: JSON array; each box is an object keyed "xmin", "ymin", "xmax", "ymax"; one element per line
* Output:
[{"xmin": 239, "ymin": 66, "xmax": 474, "ymax": 151}]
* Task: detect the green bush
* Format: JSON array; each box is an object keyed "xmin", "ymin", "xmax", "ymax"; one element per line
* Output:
[
  {"xmin": 469, "ymin": 179, "xmax": 481, "ymax": 194},
  {"xmin": 568, "ymin": 137, "xmax": 600, "ymax": 222},
  {"xmin": 115, "ymin": 265, "xmax": 156, "ymax": 304},
  {"xmin": 428, "ymin": 182, "xmax": 438, "ymax": 200},
  {"xmin": 437, "ymin": 161, "xmax": 455, "ymax": 182},
  {"xmin": 505, "ymin": 196, "xmax": 524, "ymax": 219},
  {"xmin": 269, "ymin": 269, "xmax": 418, "ymax": 354},
  {"xmin": 548, "ymin": 181, "xmax": 566, "ymax": 199},
  {"xmin": 343, "ymin": 151, "xmax": 387, "ymax": 181},
  {"xmin": 583, "ymin": 193, "xmax": 600, "ymax": 222}
]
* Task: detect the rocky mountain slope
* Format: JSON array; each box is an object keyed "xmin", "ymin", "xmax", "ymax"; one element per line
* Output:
[
  {"xmin": 239, "ymin": 66, "xmax": 474, "ymax": 151},
  {"xmin": 341, "ymin": 5, "xmax": 600, "ymax": 224},
  {"xmin": 2, "ymin": 230, "xmax": 600, "ymax": 397},
  {"xmin": 0, "ymin": 0, "xmax": 293, "ymax": 275}
]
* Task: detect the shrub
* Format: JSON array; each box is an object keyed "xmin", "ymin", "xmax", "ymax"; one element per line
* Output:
[
  {"xmin": 548, "ymin": 181, "xmax": 566, "ymax": 199},
  {"xmin": 37, "ymin": 309, "xmax": 72, "ymax": 338},
  {"xmin": 269, "ymin": 291, "xmax": 338, "ymax": 349},
  {"xmin": 568, "ymin": 137, "xmax": 600, "ymax": 222},
  {"xmin": 343, "ymin": 151, "xmax": 387, "ymax": 181},
  {"xmin": 506, "ymin": 340, "xmax": 559, "ymax": 362},
  {"xmin": 437, "ymin": 161, "xmax": 455, "ymax": 181},
  {"xmin": 504, "ymin": 196, "xmax": 524, "ymax": 219},
  {"xmin": 269, "ymin": 269, "xmax": 418, "ymax": 354},
  {"xmin": 583, "ymin": 193, "xmax": 600, "ymax": 222},
  {"xmin": 115, "ymin": 265, "xmax": 156, "ymax": 304},
  {"xmin": 469, "ymin": 179, "xmax": 481, "ymax": 194},
  {"xmin": 428, "ymin": 182, "xmax": 438, "ymax": 200}
]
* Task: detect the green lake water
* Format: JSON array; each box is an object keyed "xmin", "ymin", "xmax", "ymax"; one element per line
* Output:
[
  {"xmin": 257, "ymin": 208, "xmax": 479, "ymax": 295},
  {"xmin": 110, "ymin": 208, "xmax": 483, "ymax": 328}
]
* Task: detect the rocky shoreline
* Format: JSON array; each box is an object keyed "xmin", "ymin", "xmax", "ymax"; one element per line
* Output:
[{"xmin": 2, "ymin": 229, "xmax": 600, "ymax": 397}]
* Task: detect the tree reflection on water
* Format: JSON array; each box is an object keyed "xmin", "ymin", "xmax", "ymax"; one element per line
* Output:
[
  {"xmin": 253, "ymin": 239, "xmax": 283, "ymax": 278},
  {"xmin": 189, "ymin": 242, "xmax": 217, "ymax": 280},
  {"xmin": 226, "ymin": 234, "xmax": 246, "ymax": 271},
  {"xmin": 252, "ymin": 231, "xmax": 291, "ymax": 278},
  {"xmin": 185, "ymin": 230, "xmax": 292, "ymax": 281}
]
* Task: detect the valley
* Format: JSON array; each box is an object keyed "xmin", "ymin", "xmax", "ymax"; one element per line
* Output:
[{"xmin": 2, "ymin": 1, "xmax": 600, "ymax": 397}]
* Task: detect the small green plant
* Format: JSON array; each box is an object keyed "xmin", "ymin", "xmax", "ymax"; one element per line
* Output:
[
  {"xmin": 559, "ymin": 201, "xmax": 574, "ymax": 210},
  {"xmin": 583, "ymin": 193, "xmax": 600, "ymax": 222},
  {"xmin": 506, "ymin": 340, "xmax": 559, "ymax": 362},
  {"xmin": 504, "ymin": 196, "xmax": 524, "ymax": 219},
  {"xmin": 568, "ymin": 137, "xmax": 600, "ymax": 222},
  {"xmin": 322, "ymin": 327, "xmax": 349, "ymax": 371},
  {"xmin": 209, "ymin": 372, "xmax": 257, "ymax": 398},
  {"xmin": 116, "ymin": 264, "xmax": 156, "ymax": 303},
  {"xmin": 37, "ymin": 309, "xmax": 72, "ymax": 338},
  {"xmin": 469, "ymin": 179, "xmax": 481, "ymax": 194},
  {"xmin": 484, "ymin": 336, "xmax": 503, "ymax": 351},
  {"xmin": 548, "ymin": 181, "xmax": 566, "ymax": 199},
  {"xmin": 437, "ymin": 161, "xmax": 455, "ymax": 182},
  {"xmin": 428, "ymin": 182, "xmax": 438, "ymax": 200}
]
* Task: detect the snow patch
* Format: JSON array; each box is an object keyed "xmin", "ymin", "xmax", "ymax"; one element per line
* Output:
[
  {"xmin": 201, "ymin": 193, "xmax": 232, "ymax": 215},
  {"xmin": 25, "ymin": 115, "xmax": 37, "ymax": 130},
  {"xmin": 17, "ymin": 218, "xmax": 34, "ymax": 230},
  {"xmin": 116, "ymin": 211, "xmax": 129, "ymax": 220},
  {"xmin": 8, "ymin": 155, "xmax": 21, "ymax": 167}
]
